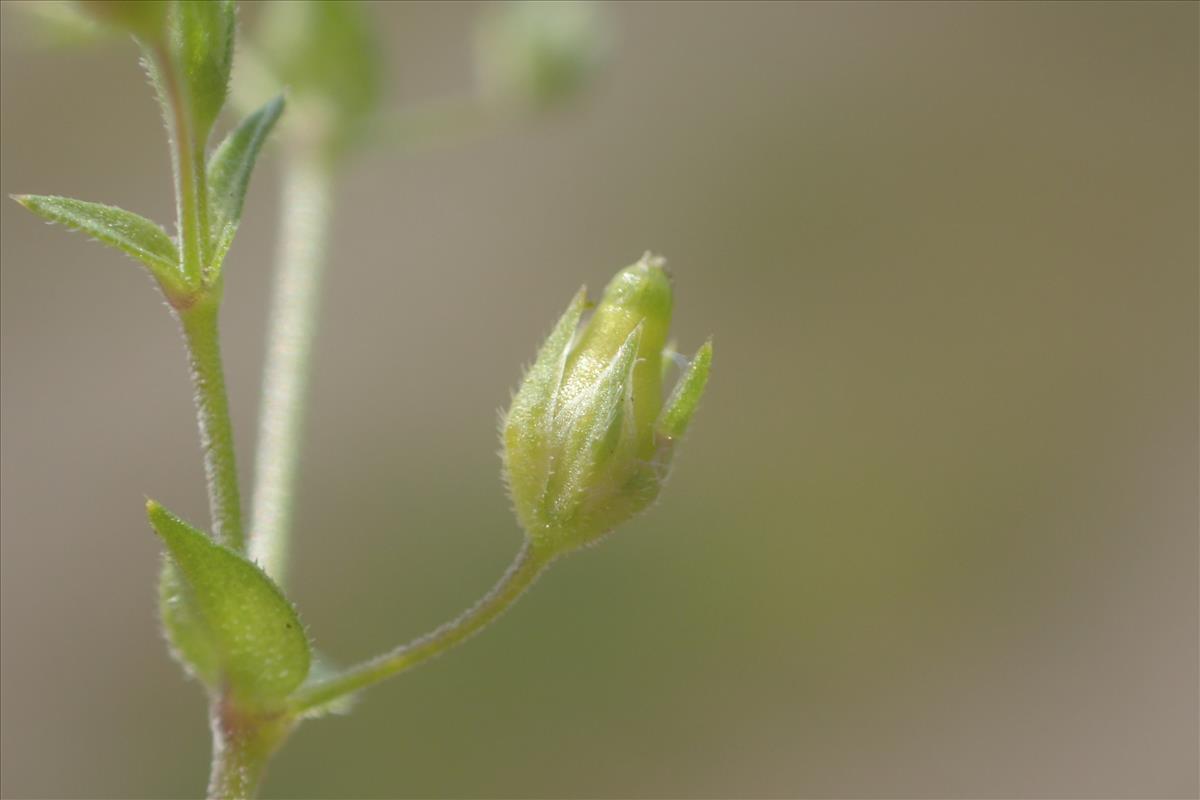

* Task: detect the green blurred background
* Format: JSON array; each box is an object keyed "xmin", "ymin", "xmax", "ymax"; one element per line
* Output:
[{"xmin": 1, "ymin": 2, "xmax": 1197, "ymax": 797}]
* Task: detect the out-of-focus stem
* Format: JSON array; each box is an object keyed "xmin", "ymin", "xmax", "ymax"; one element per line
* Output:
[{"xmin": 249, "ymin": 148, "xmax": 334, "ymax": 585}]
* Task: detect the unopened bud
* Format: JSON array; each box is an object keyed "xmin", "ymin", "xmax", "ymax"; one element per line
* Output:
[
  {"xmin": 503, "ymin": 254, "xmax": 712, "ymax": 555},
  {"xmin": 474, "ymin": 0, "xmax": 609, "ymax": 110}
]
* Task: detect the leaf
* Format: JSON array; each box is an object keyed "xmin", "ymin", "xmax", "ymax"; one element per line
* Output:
[
  {"xmin": 167, "ymin": 0, "xmax": 235, "ymax": 144},
  {"xmin": 12, "ymin": 194, "xmax": 184, "ymax": 289},
  {"xmin": 207, "ymin": 94, "xmax": 285, "ymax": 266},
  {"xmin": 148, "ymin": 500, "xmax": 311, "ymax": 706},
  {"xmin": 159, "ymin": 560, "xmax": 219, "ymax": 685}
]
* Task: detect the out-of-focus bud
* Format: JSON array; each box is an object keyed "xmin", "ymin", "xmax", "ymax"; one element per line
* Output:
[
  {"xmin": 255, "ymin": 0, "xmax": 382, "ymax": 153},
  {"xmin": 79, "ymin": 0, "xmax": 167, "ymax": 42},
  {"xmin": 503, "ymin": 254, "xmax": 712, "ymax": 555},
  {"xmin": 474, "ymin": 0, "xmax": 609, "ymax": 110}
]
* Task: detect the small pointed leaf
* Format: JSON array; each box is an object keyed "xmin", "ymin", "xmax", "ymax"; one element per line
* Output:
[
  {"xmin": 207, "ymin": 94, "xmax": 285, "ymax": 266},
  {"xmin": 148, "ymin": 500, "xmax": 310, "ymax": 706},
  {"xmin": 658, "ymin": 339, "xmax": 712, "ymax": 440},
  {"xmin": 13, "ymin": 194, "xmax": 184, "ymax": 290}
]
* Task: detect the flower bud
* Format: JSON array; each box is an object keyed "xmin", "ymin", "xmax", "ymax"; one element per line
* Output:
[
  {"xmin": 255, "ymin": 0, "xmax": 382, "ymax": 153},
  {"xmin": 474, "ymin": 0, "xmax": 609, "ymax": 110},
  {"xmin": 503, "ymin": 254, "xmax": 712, "ymax": 555}
]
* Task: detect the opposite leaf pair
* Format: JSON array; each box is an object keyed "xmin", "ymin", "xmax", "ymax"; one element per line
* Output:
[{"xmin": 14, "ymin": 94, "xmax": 283, "ymax": 306}]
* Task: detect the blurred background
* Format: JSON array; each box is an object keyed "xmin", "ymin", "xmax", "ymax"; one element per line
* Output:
[{"xmin": 1, "ymin": 2, "xmax": 1197, "ymax": 797}]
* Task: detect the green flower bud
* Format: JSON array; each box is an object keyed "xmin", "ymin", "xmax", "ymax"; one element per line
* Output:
[
  {"xmin": 503, "ymin": 254, "xmax": 712, "ymax": 556},
  {"xmin": 256, "ymin": 0, "xmax": 383, "ymax": 150},
  {"xmin": 474, "ymin": 0, "xmax": 610, "ymax": 110}
]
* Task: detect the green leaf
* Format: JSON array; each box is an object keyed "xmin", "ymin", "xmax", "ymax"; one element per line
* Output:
[
  {"xmin": 148, "ymin": 500, "xmax": 311, "ymax": 706},
  {"xmin": 167, "ymin": 0, "xmax": 235, "ymax": 144},
  {"xmin": 206, "ymin": 94, "xmax": 285, "ymax": 267},
  {"xmin": 159, "ymin": 559, "xmax": 220, "ymax": 684},
  {"xmin": 12, "ymin": 194, "xmax": 184, "ymax": 289}
]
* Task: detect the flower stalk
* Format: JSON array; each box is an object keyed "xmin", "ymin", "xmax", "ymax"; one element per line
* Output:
[{"xmin": 289, "ymin": 541, "xmax": 552, "ymax": 715}]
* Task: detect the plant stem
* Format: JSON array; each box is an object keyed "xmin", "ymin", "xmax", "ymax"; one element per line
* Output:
[
  {"xmin": 154, "ymin": 44, "xmax": 205, "ymax": 286},
  {"xmin": 178, "ymin": 293, "xmax": 245, "ymax": 551},
  {"xmin": 207, "ymin": 699, "xmax": 293, "ymax": 800},
  {"xmin": 289, "ymin": 542, "xmax": 551, "ymax": 714},
  {"xmin": 249, "ymin": 147, "xmax": 335, "ymax": 585}
]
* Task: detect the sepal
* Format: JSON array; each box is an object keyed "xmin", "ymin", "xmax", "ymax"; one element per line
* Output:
[{"xmin": 658, "ymin": 339, "xmax": 712, "ymax": 440}]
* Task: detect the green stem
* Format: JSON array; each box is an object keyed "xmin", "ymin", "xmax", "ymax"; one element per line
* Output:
[
  {"xmin": 154, "ymin": 44, "xmax": 205, "ymax": 285},
  {"xmin": 249, "ymin": 148, "xmax": 335, "ymax": 585},
  {"xmin": 206, "ymin": 699, "xmax": 293, "ymax": 800},
  {"xmin": 289, "ymin": 542, "xmax": 551, "ymax": 714},
  {"xmin": 178, "ymin": 294, "xmax": 245, "ymax": 551}
]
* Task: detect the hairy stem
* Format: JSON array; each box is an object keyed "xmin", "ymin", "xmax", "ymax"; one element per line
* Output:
[
  {"xmin": 289, "ymin": 542, "xmax": 551, "ymax": 714},
  {"xmin": 154, "ymin": 45, "xmax": 206, "ymax": 285},
  {"xmin": 249, "ymin": 148, "xmax": 335, "ymax": 585},
  {"xmin": 178, "ymin": 294, "xmax": 245, "ymax": 551},
  {"xmin": 207, "ymin": 699, "xmax": 292, "ymax": 800}
]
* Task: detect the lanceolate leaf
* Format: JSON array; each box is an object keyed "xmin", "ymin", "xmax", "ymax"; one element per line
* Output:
[
  {"xmin": 148, "ymin": 500, "xmax": 311, "ymax": 706},
  {"xmin": 207, "ymin": 94, "xmax": 285, "ymax": 267},
  {"xmin": 12, "ymin": 194, "xmax": 184, "ymax": 289}
]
